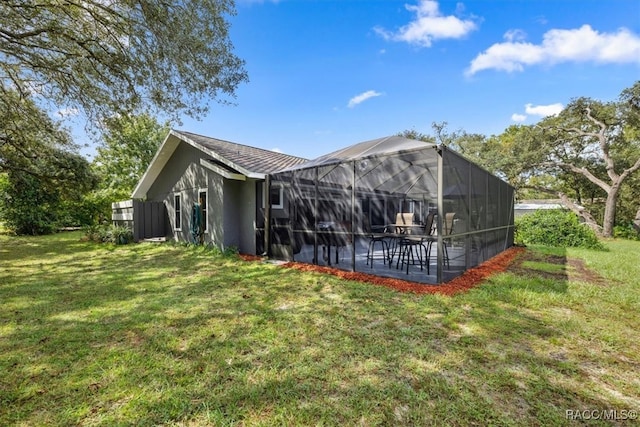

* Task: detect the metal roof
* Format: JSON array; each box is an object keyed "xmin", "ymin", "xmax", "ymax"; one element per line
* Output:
[
  {"xmin": 283, "ymin": 135, "xmax": 437, "ymax": 171},
  {"xmin": 132, "ymin": 130, "xmax": 308, "ymax": 199},
  {"xmin": 174, "ymin": 130, "xmax": 308, "ymax": 174}
]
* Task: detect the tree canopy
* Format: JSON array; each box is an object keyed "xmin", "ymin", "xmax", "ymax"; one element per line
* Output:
[
  {"xmin": 0, "ymin": 0, "xmax": 248, "ymax": 226},
  {"xmin": 1, "ymin": 89, "xmax": 80, "ymax": 177},
  {"xmin": 402, "ymin": 81, "xmax": 640, "ymax": 238},
  {"xmin": 1, "ymin": 0, "xmax": 248, "ymax": 122},
  {"xmin": 93, "ymin": 113, "xmax": 169, "ymax": 196},
  {"xmin": 528, "ymin": 82, "xmax": 640, "ymax": 237}
]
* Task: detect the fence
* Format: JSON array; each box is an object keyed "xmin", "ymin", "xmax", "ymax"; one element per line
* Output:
[{"xmin": 112, "ymin": 200, "xmax": 166, "ymax": 241}]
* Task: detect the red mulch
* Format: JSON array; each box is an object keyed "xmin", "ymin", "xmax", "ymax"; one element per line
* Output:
[
  {"xmin": 239, "ymin": 246, "xmax": 526, "ymax": 296},
  {"xmin": 239, "ymin": 254, "xmax": 264, "ymax": 262}
]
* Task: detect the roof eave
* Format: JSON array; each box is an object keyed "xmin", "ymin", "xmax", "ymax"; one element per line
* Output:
[{"xmin": 131, "ymin": 131, "xmax": 181, "ymax": 199}]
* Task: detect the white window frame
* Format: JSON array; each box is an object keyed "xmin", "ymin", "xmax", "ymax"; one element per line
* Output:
[
  {"xmin": 261, "ymin": 182, "xmax": 284, "ymax": 210},
  {"xmin": 174, "ymin": 193, "xmax": 182, "ymax": 231},
  {"xmin": 198, "ymin": 188, "xmax": 208, "ymax": 232}
]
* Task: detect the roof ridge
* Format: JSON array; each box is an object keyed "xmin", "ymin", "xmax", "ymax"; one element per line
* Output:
[{"xmin": 173, "ymin": 129, "xmax": 308, "ymax": 161}]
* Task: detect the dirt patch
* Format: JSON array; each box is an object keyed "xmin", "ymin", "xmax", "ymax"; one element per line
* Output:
[{"xmin": 506, "ymin": 251, "xmax": 609, "ymax": 286}]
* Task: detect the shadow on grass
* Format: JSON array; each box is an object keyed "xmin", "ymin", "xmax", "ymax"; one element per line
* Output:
[
  {"xmin": 503, "ymin": 245, "xmax": 570, "ymax": 293},
  {"xmin": 2, "ymin": 237, "xmax": 637, "ymax": 426}
]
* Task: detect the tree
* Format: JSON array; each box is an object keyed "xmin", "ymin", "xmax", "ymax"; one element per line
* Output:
[
  {"xmin": 534, "ymin": 82, "xmax": 640, "ymax": 237},
  {"xmin": 1, "ymin": 90, "xmax": 73, "ymax": 174},
  {"xmin": 398, "ymin": 129, "xmax": 435, "ymax": 143},
  {"xmin": 476, "ymin": 83, "xmax": 640, "ymax": 237},
  {"xmin": 620, "ymin": 82, "xmax": 640, "ymax": 233},
  {"xmin": 94, "ymin": 113, "xmax": 170, "ymax": 195},
  {"xmin": 1, "ymin": 1, "xmax": 247, "ymax": 179},
  {"xmin": 0, "ymin": 148, "xmax": 97, "ymax": 235},
  {"xmin": 1, "ymin": 0, "xmax": 247, "ymax": 122},
  {"xmin": 0, "ymin": 91, "xmax": 98, "ymax": 234}
]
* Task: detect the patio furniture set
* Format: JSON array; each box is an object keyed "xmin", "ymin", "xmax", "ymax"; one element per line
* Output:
[{"xmin": 365, "ymin": 212, "xmax": 455, "ymax": 275}]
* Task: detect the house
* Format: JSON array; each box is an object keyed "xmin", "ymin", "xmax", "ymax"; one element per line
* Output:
[
  {"xmin": 119, "ymin": 132, "xmax": 515, "ymax": 285},
  {"xmin": 122, "ymin": 130, "xmax": 307, "ymax": 253}
]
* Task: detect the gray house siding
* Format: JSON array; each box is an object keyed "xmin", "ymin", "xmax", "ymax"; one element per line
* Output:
[
  {"xmin": 221, "ymin": 178, "xmax": 259, "ymax": 254},
  {"xmin": 239, "ymin": 180, "xmax": 259, "ymax": 254},
  {"xmin": 145, "ymin": 141, "xmax": 223, "ymax": 247},
  {"xmin": 223, "ymin": 179, "xmax": 241, "ymax": 250},
  {"xmin": 206, "ymin": 172, "xmax": 225, "ymax": 249},
  {"xmin": 147, "ymin": 142, "xmax": 197, "ymax": 242},
  {"xmin": 143, "ymin": 138, "xmax": 260, "ymax": 254}
]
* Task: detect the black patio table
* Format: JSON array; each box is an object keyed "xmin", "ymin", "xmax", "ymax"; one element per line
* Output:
[{"xmin": 316, "ymin": 221, "xmax": 349, "ymax": 266}]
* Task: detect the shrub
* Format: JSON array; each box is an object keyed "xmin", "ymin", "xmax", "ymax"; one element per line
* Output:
[
  {"xmin": 59, "ymin": 188, "xmax": 131, "ymax": 228},
  {"xmin": 83, "ymin": 224, "xmax": 133, "ymax": 245},
  {"xmin": 515, "ymin": 209, "xmax": 605, "ymax": 250},
  {"xmin": 83, "ymin": 224, "xmax": 103, "ymax": 242},
  {"xmin": 613, "ymin": 223, "xmax": 640, "ymax": 241}
]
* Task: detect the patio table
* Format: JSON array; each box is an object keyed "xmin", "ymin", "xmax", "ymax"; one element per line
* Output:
[{"xmin": 317, "ymin": 221, "xmax": 349, "ymax": 265}]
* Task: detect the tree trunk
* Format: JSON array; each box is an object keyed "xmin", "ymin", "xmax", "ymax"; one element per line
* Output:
[
  {"xmin": 634, "ymin": 206, "xmax": 640, "ymax": 233},
  {"xmin": 602, "ymin": 182, "xmax": 624, "ymax": 238},
  {"xmin": 557, "ymin": 192, "xmax": 603, "ymax": 236},
  {"xmin": 602, "ymin": 192, "xmax": 618, "ymax": 238}
]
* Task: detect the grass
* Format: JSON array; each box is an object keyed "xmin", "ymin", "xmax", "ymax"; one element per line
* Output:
[{"xmin": 1, "ymin": 232, "xmax": 639, "ymax": 426}]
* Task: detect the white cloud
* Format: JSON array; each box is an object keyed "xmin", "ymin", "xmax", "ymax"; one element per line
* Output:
[
  {"xmin": 467, "ymin": 24, "xmax": 640, "ymax": 75},
  {"xmin": 504, "ymin": 29, "xmax": 527, "ymax": 42},
  {"xmin": 270, "ymin": 147, "xmax": 283, "ymax": 153},
  {"xmin": 348, "ymin": 90, "xmax": 382, "ymax": 108},
  {"xmin": 525, "ymin": 102, "xmax": 564, "ymax": 117},
  {"xmin": 374, "ymin": 0, "xmax": 478, "ymax": 47},
  {"xmin": 511, "ymin": 102, "xmax": 564, "ymax": 122}
]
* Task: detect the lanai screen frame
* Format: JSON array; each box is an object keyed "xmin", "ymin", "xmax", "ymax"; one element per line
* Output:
[{"xmin": 265, "ymin": 138, "xmax": 515, "ymax": 284}]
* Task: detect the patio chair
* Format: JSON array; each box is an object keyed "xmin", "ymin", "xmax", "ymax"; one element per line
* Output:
[
  {"xmin": 316, "ymin": 220, "xmax": 350, "ymax": 265},
  {"xmin": 387, "ymin": 212, "xmax": 416, "ymax": 262},
  {"xmin": 395, "ymin": 212, "xmax": 436, "ymax": 275},
  {"xmin": 364, "ymin": 217, "xmax": 390, "ymax": 268},
  {"xmin": 444, "ymin": 212, "xmax": 456, "ymax": 236},
  {"xmin": 392, "ymin": 212, "xmax": 415, "ymax": 234}
]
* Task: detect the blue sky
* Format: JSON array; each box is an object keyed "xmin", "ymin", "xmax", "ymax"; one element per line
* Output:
[{"xmin": 80, "ymin": 0, "xmax": 640, "ymax": 160}]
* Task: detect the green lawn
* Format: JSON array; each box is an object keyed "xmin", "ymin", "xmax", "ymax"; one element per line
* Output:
[{"xmin": 1, "ymin": 232, "xmax": 639, "ymax": 426}]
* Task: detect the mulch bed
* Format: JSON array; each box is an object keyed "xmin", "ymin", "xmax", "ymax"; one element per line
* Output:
[{"xmin": 239, "ymin": 246, "xmax": 526, "ymax": 296}]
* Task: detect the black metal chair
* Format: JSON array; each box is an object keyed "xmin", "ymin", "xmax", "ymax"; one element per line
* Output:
[
  {"xmin": 395, "ymin": 212, "xmax": 435, "ymax": 275},
  {"xmin": 364, "ymin": 217, "xmax": 390, "ymax": 268}
]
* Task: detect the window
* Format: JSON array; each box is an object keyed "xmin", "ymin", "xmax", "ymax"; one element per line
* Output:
[
  {"xmin": 174, "ymin": 194, "xmax": 181, "ymax": 230},
  {"xmin": 270, "ymin": 186, "xmax": 284, "ymax": 209},
  {"xmin": 261, "ymin": 183, "xmax": 284, "ymax": 209},
  {"xmin": 199, "ymin": 190, "xmax": 207, "ymax": 231}
]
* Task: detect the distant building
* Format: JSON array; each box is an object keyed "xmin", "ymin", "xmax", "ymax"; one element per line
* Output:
[{"xmin": 514, "ymin": 199, "xmax": 565, "ymax": 217}]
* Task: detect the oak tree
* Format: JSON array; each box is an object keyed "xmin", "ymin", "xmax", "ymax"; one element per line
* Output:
[{"xmin": 1, "ymin": 0, "xmax": 247, "ymax": 121}]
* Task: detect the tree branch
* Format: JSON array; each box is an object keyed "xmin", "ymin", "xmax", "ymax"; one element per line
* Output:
[
  {"xmin": 540, "ymin": 161, "xmax": 612, "ymax": 193},
  {"xmin": 585, "ymin": 105, "xmax": 618, "ymax": 182}
]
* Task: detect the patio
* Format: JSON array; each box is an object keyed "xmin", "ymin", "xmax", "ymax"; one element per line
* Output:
[{"xmin": 263, "ymin": 136, "xmax": 515, "ymax": 285}]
